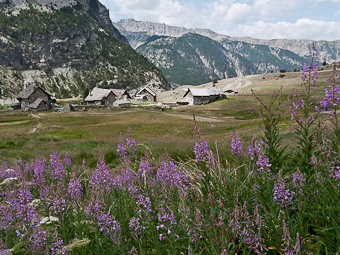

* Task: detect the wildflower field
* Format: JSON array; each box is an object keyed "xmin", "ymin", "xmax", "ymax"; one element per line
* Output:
[{"xmin": 0, "ymin": 61, "xmax": 339, "ymax": 254}]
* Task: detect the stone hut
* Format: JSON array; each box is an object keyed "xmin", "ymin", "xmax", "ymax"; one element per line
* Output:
[
  {"xmin": 111, "ymin": 89, "xmax": 131, "ymax": 101},
  {"xmin": 111, "ymin": 89, "xmax": 131, "ymax": 108},
  {"xmin": 135, "ymin": 86, "xmax": 157, "ymax": 102},
  {"xmin": 84, "ymin": 87, "xmax": 116, "ymax": 106},
  {"xmin": 17, "ymin": 84, "xmax": 51, "ymax": 111},
  {"xmin": 182, "ymin": 87, "xmax": 222, "ymax": 105}
]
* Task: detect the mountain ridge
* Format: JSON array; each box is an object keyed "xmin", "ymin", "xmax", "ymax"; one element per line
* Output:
[
  {"xmin": 116, "ymin": 19, "xmax": 310, "ymax": 86},
  {"xmin": 116, "ymin": 18, "xmax": 340, "ymax": 63}
]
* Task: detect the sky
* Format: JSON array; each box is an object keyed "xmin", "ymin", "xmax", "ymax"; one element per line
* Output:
[{"xmin": 98, "ymin": 0, "xmax": 340, "ymax": 41}]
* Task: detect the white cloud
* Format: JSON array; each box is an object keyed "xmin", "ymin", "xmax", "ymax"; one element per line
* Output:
[
  {"xmin": 253, "ymin": 0, "xmax": 302, "ymax": 18},
  {"xmin": 235, "ymin": 19, "xmax": 340, "ymax": 40},
  {"xmin": 210, "ymin": 2, "xmax": 252, "ymax": 24},
  {"xmin": 99, "ymin": 0, "xmax": 340, "ymax": 40}
]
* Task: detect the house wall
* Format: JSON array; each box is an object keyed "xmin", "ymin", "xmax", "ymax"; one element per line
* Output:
[
  {"xmin": 183, "ymin": 94, "xmax": 194, "ymax": 105},
  {"xmin": 104, "ymin": 93, "xmax": 116, "ymax": 105},
  {"xmin": 193, "ymin": 95, "xmax": 220, "ymax": 105},
  {"xmin": 20, "ymin": 99, "xmax": 30, "ymax": 111}
]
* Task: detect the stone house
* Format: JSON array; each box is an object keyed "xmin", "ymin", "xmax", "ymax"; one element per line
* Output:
[
  {"xmin": 111, "ymin": 89, "xmax": 131, "ymax": 101},
  {"xmin": 111, "ymin": 89, "xmax": 131, "ymax": 107},
  {"xmin": 84, "ymin": 87, "xmax": 116, "ymax": 106},
  {"xmin": 17, "ymin": 84, "xmax": 51, "ymax": 111},
  {"xmin": 135, "ymin": 86, "xmax": 157, "ymax": 102},
  {"xmin": 182, "ymin": 87, "xmax": 222, "ymax": 105}
]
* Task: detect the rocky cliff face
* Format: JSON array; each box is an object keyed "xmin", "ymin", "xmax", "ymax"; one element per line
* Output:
[
  {"xmin": 117, "ymin": 20, "xmax": 308, "ymax": 86},
  {"xmin": 115, "ymin": 19, "xmax": 217, "ymax": 38},
  {"xmin": 118, "ymin": 19, "xmax": 340, "ymax": 64},
  {"xmin": 230, "ymin": 37, "xmax": 340, "ymax": 64},
  {"xmin": 0, "ymin": 1, "xmax": 169, "ymax": 98}
]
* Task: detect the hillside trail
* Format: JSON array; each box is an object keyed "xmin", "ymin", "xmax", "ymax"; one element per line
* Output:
[{"xmin": 163, "ymin": 113, "xmax": 231, "ymax": 122}]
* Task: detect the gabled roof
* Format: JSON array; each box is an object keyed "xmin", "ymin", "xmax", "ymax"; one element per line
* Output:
[
  {"xmin": 111, "ymin": 89, "xmax": 131, "ymax": 99},
  {"xmin": 17, "ymin": 84, "xmax": 50, "ymax": 99},
  {"xmin": 183, "ymin": 87, "xmax": 222, "ymax": 97},
  {"xmin": 85, "ymin": 87, "xmax": 113, "ymax": 101},
  {"xmin": 136, "ymin": 86, "xmax": 157, "ymax": 97},
  {"xmin": 28, "ymin": 98, "xmax": 47, "ymax": 109}
]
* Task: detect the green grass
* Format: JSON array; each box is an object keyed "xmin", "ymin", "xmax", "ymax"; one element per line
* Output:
[{"xmin": 0, "ymin": 70, "xmax": 332, "ymax": 164}]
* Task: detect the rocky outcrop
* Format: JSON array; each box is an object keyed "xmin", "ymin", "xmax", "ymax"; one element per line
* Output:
[
  {"xmin": 230, "ymin": 37, "xmax": 340, "ymax": 64},
  {"xmin": 115, "ymin": 19, "xmax": 217, "ymax": 38},
  {"xmin": 117, "ymin": 19, "xmax": 340, "ymax": 63}
]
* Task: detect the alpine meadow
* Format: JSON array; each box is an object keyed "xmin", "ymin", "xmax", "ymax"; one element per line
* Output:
[{"xmin": 0, "ymin": 0, "xmax": 339, "ymax": 255}]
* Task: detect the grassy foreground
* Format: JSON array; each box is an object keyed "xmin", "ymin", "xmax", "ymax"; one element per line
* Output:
[{"xmin": 0, "ymin": 66, "xmax": 339, "ymax": 254}]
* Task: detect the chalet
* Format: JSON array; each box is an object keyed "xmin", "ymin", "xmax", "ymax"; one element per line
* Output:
[
  {"xmin": 111, "ymin": 89, "xmax": 131, "ymax": 101},
  {"xmin": 112, "ymin": 89, "xmax": 131, "ymax": 108},
  {"xmin": 84, "ymin": 87, "xmax": 116, "ymax": 106},
  {"xmin": 182, "ymin": 87, "xmax": 222, "ymax": 105},
  {"xmin": 135, "ymin": 86, "xmax": 157, "ymax": 102},
  {"xmin": 17, "ymin": 84, "xmax": 51, "ymax": 111}
]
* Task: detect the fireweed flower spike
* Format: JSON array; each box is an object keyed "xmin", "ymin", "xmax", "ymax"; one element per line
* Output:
[
  {"xmin": 317, "ymin": 63, "xmax": 340, "ymax": 131},
  {"xmin": 231, "ymin": 129, "xmax": 243, "ymax": 157}
]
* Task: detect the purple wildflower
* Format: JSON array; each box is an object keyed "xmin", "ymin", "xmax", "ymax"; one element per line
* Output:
[
  {"xmin": 319, "ymin": 86, "xmax": 340, "ymax": 112},
  {"xmin": 273, "ymin": 173, "xmax": 295, "ymax": 208},
  {"xmin": 248, "ymin": 141, "xmax": 271, "ymax": 174},
  {"xmin": 231, "ymin": 131, "xmax": 243, "ymax": 156},
  {"xmin": 129, "ymin": 217, "xmax": 143, "ymax": 239},
  {"xmin": 156, "ymin": 160, "xmax": 189, "ymax": 193},
  {"xmin": 248, "ymin": 142, "xmax": 263, "ymax": 161},
  {"xmin": 194, "ymin": 139, "xmax": 214, "ymax": 165},
  {"xmin": 89, "ymin": 155, "xmax": 111, "ymax": 192},
  {"xmin": 136, "ymin": 194, "xmax": 153, "ymax": 216},
  {"xmin": 128, "ymin": 247, "xmax": 139, "ymax": 255},
  {"xmin": 32, "ymin": 159, "xmax": 46, "ymax": 185},
  {"xmin": 156, "ymin": 209, "xmax": 178, "ymax": 241},
  {"xmin": 51, "ymin": 238, "xmax": 67, "ymax": 255},
  {"xmin": 53, "ymin": 198, "xmax": 68, "ymax": 218},
  {"xmin": 96, "ymin": 211, "xmax": 121, "ymax": 238},
  {"xmin": 117, "ymin": 132, "xmax": 138, "ymax": 160},
  {"xmin": 50, "ymin": 151, "xmax": 65, "ymax": 182},
  {"xmin": 256, "ymin": 156, "xmax": 271, "ymax": 174},
  {"xmin": 63, "ymin": 152, "xmax": 72, "ymax": 168},
  {"xmin": 292, "ymin": 170, "xmax": 306, "ymax": 194},
  {"xmin": 68, "ymin": 178, "xmax": 82, "ymax": 201},
  {"xmin": 137, "ymin": 153, "xmax": 152, "ymax": 178}
]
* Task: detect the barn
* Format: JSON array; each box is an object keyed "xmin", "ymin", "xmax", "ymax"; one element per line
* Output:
[
  {"xmin": 84, "ymin": 87, "xmax": 116, "ymax": 106},
  {"xmin": 135, "ymin": 86, "xmax": 157, "ymax": 102},
  {"xmin": 182, "ymin": 87, "xmax": 222, "ymax": 105},
  {"xmin": 17, "ymin": 84, "xmax": 51, "ymax": 111}
]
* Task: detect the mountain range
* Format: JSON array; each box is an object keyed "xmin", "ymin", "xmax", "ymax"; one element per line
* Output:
[
  {"xmin": 0, "ymin": 0, "xmax": 169, "ymax": 98},
  {"xmin": 115, "ymin": 19, "xmax": 339, "ymax": 86}
]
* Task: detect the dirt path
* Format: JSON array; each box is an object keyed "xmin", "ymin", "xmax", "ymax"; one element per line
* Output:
[
  {"xmin": 163, "ymin": 113, "xmax": 227, "ymax": 123},
  {"xmin": 0, "ymin": 120, "xmax": 31, "ymax": 126}
]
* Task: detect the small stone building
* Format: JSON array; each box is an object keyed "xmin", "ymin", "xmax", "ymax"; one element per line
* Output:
[
  {"xmin": 84, "ymin": 87, "xmax": 116, "ymax": 106},
  {"xmin": 111, "ymin": 89, "xmax": 131, "ymax": 101},
  {"xmin": 182, "ymin": 87, "xmax": 222, "ymax": 105},
  {"xmin": 135, "ymin": 86, "xmax": 157, "ymax": 102},
  {"xmin": 17, "ymin": 84, "xmax": 51, "ymax": 111}
]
